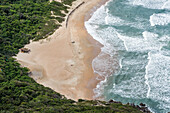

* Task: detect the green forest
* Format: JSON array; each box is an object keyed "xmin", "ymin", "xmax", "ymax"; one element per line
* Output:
[{"xmin": 0, "ymin": 0, "xmax": 146, "ymax": 112}]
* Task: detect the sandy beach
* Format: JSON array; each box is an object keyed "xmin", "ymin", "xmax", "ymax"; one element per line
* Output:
[{"xmin": 16, "ymin": 0, "xmax": 108, "ymax": 100}]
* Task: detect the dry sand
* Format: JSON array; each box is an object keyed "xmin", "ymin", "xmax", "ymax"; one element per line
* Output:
[{"xmin": 16, "ymin": 0, "xmax": 108, "ymax": 100}]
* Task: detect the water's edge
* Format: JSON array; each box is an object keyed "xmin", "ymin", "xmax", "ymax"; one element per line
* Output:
[{"xmin": 85, "ymin": 0, "xmax": 170, "ymax": 113}]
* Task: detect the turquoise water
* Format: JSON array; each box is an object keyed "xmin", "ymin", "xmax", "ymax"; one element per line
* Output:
[{"xmin": 85, "ymin": 0, "xmax": 170, "ymax": 113}]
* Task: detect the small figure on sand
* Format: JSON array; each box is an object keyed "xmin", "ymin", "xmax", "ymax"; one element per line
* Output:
[{"xmin": 20, "ymin": 48, "xmax": 31, "ymax": 53}]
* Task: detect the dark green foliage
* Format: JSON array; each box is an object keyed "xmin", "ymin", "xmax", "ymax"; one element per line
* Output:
[
  {"xmin": 0, "ymin": 0, "xmax": 67, "ymax": 56},
  {"xmin": 61, "ymin": 0, "xmax": 77, "ymax": 6},
  {"xmin": 0, "ymin": 0, "xmax": 143, "ymax": 112}
]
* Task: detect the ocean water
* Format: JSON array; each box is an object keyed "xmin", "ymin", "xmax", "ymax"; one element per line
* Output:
[{"xmin": 85, "ymin": 0, "xmax": 170, "ymax": 113}]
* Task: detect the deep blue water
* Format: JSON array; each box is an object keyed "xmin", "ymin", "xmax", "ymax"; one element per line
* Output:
[{"xmin": 85, "ymin": 0, "xmax": 170, "ymax": 113}]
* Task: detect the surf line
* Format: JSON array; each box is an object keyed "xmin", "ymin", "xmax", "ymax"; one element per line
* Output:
[{"xmin": 66, "ymin": 1, "xmax": 85, "ymax": 28}]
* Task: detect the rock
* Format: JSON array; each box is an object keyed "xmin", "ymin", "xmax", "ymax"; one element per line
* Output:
[
  {"xmin": 71, "ymin": 41, "xmax": 75, "ymax": 43},
  {"xmin": 109, "ymin": 100, "xmax": 114, "ymax": 103},
  {"xmin": 140, "ymin": 103, "xmax": 146, "ymax": 107},
  {"xmin": 130, "ymin": 103, "xmax": 135, "ymax": 107},
  {"xmin": 21, "ymin": 48, "xmax": 30, "ymax": 53},
  {"xmin": 136, "ymin": 105, "xmax": 140, "ymax": 109},
  {"xmin": 126, "ymin": 102, "xmax": 130, "ymax": 105}
]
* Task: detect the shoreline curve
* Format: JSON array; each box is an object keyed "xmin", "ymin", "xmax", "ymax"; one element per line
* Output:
[{"xmin": 15, "ymin": 0, "xmax": 109, "ymax": 101}]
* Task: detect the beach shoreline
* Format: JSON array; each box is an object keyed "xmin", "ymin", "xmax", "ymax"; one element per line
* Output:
[{"xmin": 15, "ymin": 0, "xmax": 108, "ymax": 100}]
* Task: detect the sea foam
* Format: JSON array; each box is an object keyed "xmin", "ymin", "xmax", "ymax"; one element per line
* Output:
[
  {"xmin": 129, "ymin": 0, "xmax": 167, "ymax": 9},
  {"xmin": 145, "ymin": 52, "xmax": 170, "ymax": 112},
  {"xmin": 162, "ymin": 0, "xmax": 170, "ymax": 9},
  {"xmin": 117, "ymin": 31, "xmax": 163, "ymax": 52},
  {"xmin": 85, "ymin": 0, "xmax": 170, "ymax": 112},
  {"xmin": 150, "ymin": 13, "xmax": 170, "ymax": 26},
  {"xmin": 85, "ymin": 2, "xmax": 121, "ymax": 99}
]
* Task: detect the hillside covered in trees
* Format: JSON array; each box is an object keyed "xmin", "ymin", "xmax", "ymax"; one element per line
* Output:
[{"xmin": 0, "ymin": 0, "xmax": 148, "ymax": 112}]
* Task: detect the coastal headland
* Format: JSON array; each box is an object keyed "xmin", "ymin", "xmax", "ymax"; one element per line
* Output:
[{"xmin": 16, "ymin": 0, "xmax": 108, "ymax": 100}]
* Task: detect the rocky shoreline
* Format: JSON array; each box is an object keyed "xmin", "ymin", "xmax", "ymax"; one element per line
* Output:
[{"xmin": 108, "ymin": 100, "xmax": 151, "ymax": 113}]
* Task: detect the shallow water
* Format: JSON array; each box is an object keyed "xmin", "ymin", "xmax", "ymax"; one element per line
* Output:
[{"xmin": 85, "ymin": 0, "xmax": 170, "ymax": 112}]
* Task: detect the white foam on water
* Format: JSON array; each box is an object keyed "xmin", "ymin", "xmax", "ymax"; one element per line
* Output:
[
  {"xmin": 116, "ymin": 31, "xmax": 164, "ymax": 52},
  {"xmin": 158, "ymin": 35, "xmax": 170, "ymax": 42},
  {"xmin": 119, "ymin": 58, "xmax": 123, "ymax": 68},
  {"xmin": 113, "ymin": 83, "xmax": 116, "ymax": 88},
  {"xmin": 92, "ymin": 52, "xmax": 119, "ymax": 77},
  {"xmin": 85, "ymin": 0, "xmax": 122, "ymax": 99},
  {"xmin": 128, "ymin": 0, "xmax": 167, "ymax": 9},
  {"xmin": 162, "ymin": 0, "xmax": 170, "ymax": 9},
  {"xmin": 86, "ymin": 0, "xmax": 170, "ymax": 112},
  {"xmin": 130, "ymin": 17, "xmax": 148, "ymax": 29},
  {"xmin": 85, "ymin": 2, "xmax": 125, "ymax": 54},
  {"xmin": 105, "ymin": 8, "xmax": 109, "ymax": 25},
  {"xmin": 105, "ymin": 10, "xmax": 124, "ymax": 25},
  {"xmin": 142, "ymin": 31, "xmax": 159, "ymax": 40},
  {"xmin": 86, "ymin": 5, "xmax": 107, "ymax": 25},
  {"xmin": 115, "ymin": 31, "xmax": 170, "ymax": 108},
  {"xmin": 158, "ymin": 36, "xmax": 170, "ymax": 56},
  {"xmin": 109, "ymin": 75, "xmax": 148, "ymax": 98},
  {"xmin": 85, "ymin": 4, "xmax": 110, "ymax": 47},
  {"xmin": 116, "ymin": 33, "xmax": 129, "ymax": 51},
  {"xmin": 144, "ymin": 52, "xmax": 151, "ymax": 98},
  {"xmin": 145, "ymin": 52, "xmax": 170, "ymax": 112},
  {"xmin": 150, "ymin": 13, "xmax": 170, "ymax": 26},
  {"xmin": 93, "ymin": 75, "xmax": 108, "ymax": 99},
  {"xmin": 104, "ymin": 10, "xmax": 146, "ymax": 29}
]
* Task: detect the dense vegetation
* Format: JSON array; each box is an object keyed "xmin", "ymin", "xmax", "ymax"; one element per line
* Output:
[
  {"xmin": 0, "ymin": 0, "xmax": 70, "ymax": 56},
  {"xmin": 61, "ymin": 0, "xmax": 77, "ymax": 5},
  {"xmin": 0, "ymin": 0, "xmax": 145, "ymax": 112}
]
